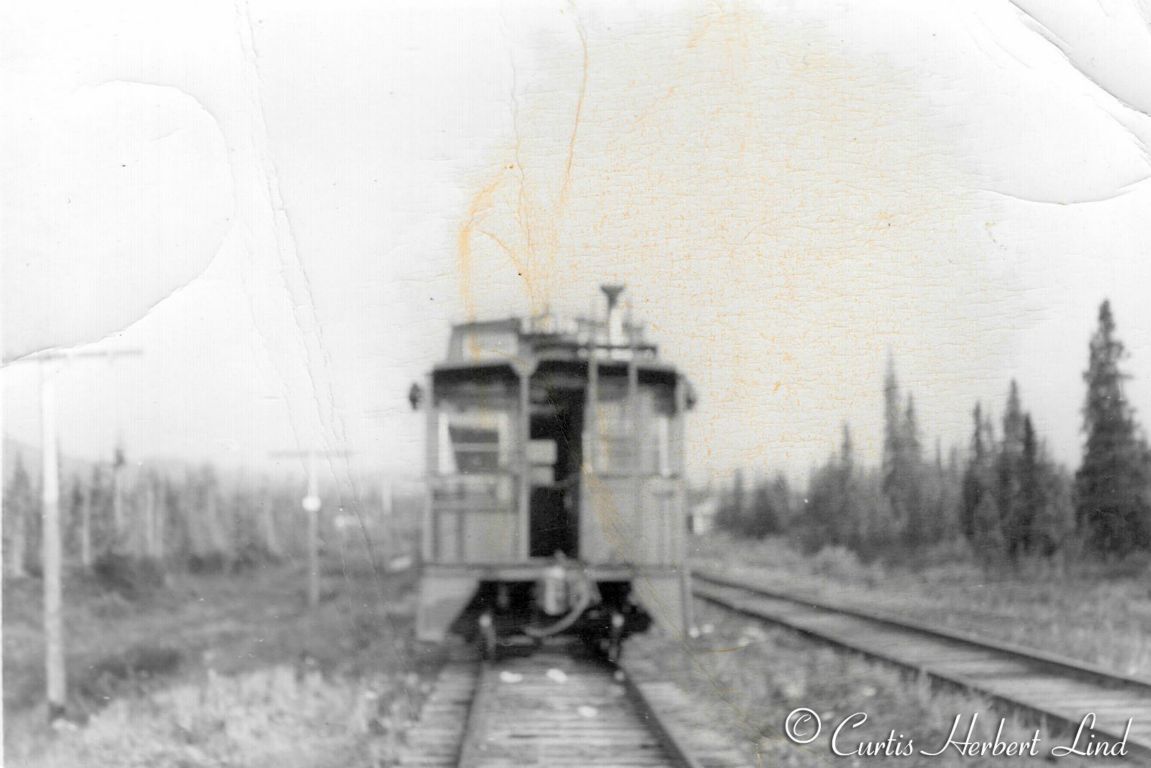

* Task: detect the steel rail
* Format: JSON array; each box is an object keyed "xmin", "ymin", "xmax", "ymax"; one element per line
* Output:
[
  {"xmin": 694, "ymin": 570, "xmax": 1151, "ymax": 693},
  {"xmin": 455, "ymin": 662, "xmax": 497, "ymax": 768},
  {"xmin": 616, "ymin": 657, "xmax": 708, "ymax": 768}
]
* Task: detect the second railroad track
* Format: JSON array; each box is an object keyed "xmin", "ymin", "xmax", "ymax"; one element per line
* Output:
[{"xmin": 694, "ymin": 569, "xmax": 1151, "ymax": 761}]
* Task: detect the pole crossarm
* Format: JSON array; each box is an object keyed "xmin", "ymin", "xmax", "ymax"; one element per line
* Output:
[{"xmin": 4, "ymin": 348, "xmax": 144, "ymax": 366}]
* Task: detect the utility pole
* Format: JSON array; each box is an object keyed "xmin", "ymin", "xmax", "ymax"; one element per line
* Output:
[
  {"xmin": 268, "ymin": 449, "xmax": 350, "ymax": 608},
  {"xmin": 143, "ymin": 472, "xmax": 157, "ymax": 559},
  {"xmin": 80, "ymin": 472, "xmax": 93, "ymax": 568},
  {"xmin": 152, "ymin": 476, "xmax": 165, "ymax": 560},
  {"xmin": 112, "ymin": 443, "xmax": 126, "ymax": 548},
  {"xmin": 381, "ymin": 476, "xmax": 394, "ymax": 562},
  {"xmin": 11, "ymin": 347, "xmax": 141, "ymax": 721},
  {"xmin": 304, "ymin": 452, "xmax": 320, "ymax": 608},
  {"xmin": 1, "ymin": 325, "xmax": 5, "ymax": 585},
  {"xmin": 262, "ymin": 483, "xmax": 281, "ymax": 558},
  {"xmin": 1, "ymin": 314, "xmax": 4, "ymax": 750},
  {"xmin": 39, "ymin": 367, "xmax": 64, "ymax": 720}
]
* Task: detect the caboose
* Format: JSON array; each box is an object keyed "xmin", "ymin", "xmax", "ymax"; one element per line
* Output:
[{"xmin": 414, "ymin": 285, "xmax": 695, "ymax": 658}]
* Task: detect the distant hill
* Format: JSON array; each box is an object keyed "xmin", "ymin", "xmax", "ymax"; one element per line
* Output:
[
  {"xmin": 2, "ymin": 436, "xmax": 413, "ymax": 500},
  {"xmin": 2, "ymin": 437, "xmax": 190, "ymax": 487}
]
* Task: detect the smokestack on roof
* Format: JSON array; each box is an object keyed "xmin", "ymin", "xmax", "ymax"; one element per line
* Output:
[{"xmin": 600, "ymin": 284, "xmax": 625, "ymax": 347}]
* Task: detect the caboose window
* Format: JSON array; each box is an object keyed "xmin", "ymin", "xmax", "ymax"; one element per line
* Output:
[
  {"xmin": 438, "ymin": 410, "xmax": 510, "ymax": 474},
  {"xmin": 648, "ymin": 413, "xmax": 671, "ymax": 477},
  {"xmin": 594, "ymin": 399, "xmax": 635, "ymax": 470},
  {"xmin": 594, "ymin": 379, "xmax": 675, "ymax": 475}
]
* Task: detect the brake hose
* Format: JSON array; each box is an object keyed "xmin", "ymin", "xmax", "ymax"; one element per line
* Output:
[{"xmin": 524, "ymin": 572, "xmax": 595, "ymax": 638}]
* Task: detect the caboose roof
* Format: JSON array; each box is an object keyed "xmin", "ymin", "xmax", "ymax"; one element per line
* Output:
[
  {"xmin": 445, "ymin": 313, "xmax": 660, "ymax": 364},
  {"xmin": 432, "ymin": 317, "xmax": 696, "ymax": 411}
]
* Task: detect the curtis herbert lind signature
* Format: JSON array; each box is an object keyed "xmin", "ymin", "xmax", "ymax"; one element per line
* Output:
[{"xmin": 784, "ymin": 709, "xmax": 1131, "ymax": 759}]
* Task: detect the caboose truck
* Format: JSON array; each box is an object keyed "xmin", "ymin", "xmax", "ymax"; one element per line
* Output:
[{"xmin": 414, "ymin": 285, "xmax": 695, "ymax": 658}]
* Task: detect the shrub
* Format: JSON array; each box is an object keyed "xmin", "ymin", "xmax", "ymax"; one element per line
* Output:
[
  {"xmin": 78, "ymin": 644, "xmax": 183, "ymax": 701},
  {"xmin": 91, "ymin": 553, "xmax": 167, "ymax": 600},
  {"xmin": 1098, "ymin": 549, "xmax": 1151, "ymax": 579},
  {"xmin": 230, "ymin": 541, "xmax": 281, "ymax": 573},
  {"xmin": 186, "ymin": 552, "xmax": 228, "ymax": 574},
  {"xmin": 808, "ymin": 545, "xmax": 867, "ymax": 582}
]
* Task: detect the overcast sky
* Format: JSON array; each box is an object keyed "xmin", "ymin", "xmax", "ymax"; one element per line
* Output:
[{"xmin": 2, "ymin": 0, "xmax": 1150, "ymax": 487}]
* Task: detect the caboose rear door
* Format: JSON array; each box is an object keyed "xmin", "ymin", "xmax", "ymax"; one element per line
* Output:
[{"xmin": 527, "ymin": 380, "xmax": 583, "ymax": 559}]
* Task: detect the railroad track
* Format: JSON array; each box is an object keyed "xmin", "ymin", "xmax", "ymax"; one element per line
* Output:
[
  {"xmin": 395, "ymin": 643, "xmax": 748, "ymax": 767},
  {"xmin": 694, "ymin": 569, "xmax": 1151, "ymax": 761}
]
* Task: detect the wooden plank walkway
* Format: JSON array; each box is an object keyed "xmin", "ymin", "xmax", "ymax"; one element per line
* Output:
[
  {"xmin": 397, "ymin": 647, "xmax": 749, "ymax": 767},
  {"xmin": 694, "ymin": 570, "xmax": 1151, "ymax": 761},
  {"xmin": 458, "ymin": 652, "xmax": 676, "ymax": 767}
]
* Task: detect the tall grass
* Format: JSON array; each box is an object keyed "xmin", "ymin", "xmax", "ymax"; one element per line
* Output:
[
  {"xmin": 632, "ymin": 602, "xmax": 1049, "ymax": 768},
  {"xmin": 8, "ymin": 662, "xmax": 422, "ymax": 768}
]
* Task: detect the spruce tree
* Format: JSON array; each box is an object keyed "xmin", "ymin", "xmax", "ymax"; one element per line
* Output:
[
  {"xmin": 962, "ymin": 401, "xmax": 1003, "ymax": 556},
  {"xmin": 960, "ymin": 403, "xmax": 985, "ymax": 541},
  {"xmin": 1002, "ymin": 382, "xmax": 1025, "ymax": 456},
  {"xmin": 733, "ymin": 468, "xmax": 746, "ymax": 533},
  {"xmin": 882, "ymin": 355, "xmax": 903, "ymax": 520},
  {"xmin": 882, "ymin": 357, "xmax": 927, "ymax": 542},
  {"xmin": 903, "ymin": 395, "xmax": 922, "ymax": 464},
  {"xmin": 840, "ymin": 423, "xmax": 854, "ymax": 473},
  {"xmin": 1036, "ymin": 460, "xmax": 1073, "ymax": 557},
  {"xmin": 715, "ymin": 473, "xmax": 738, "ymax": 535},
  {"xmin": 997, "ymin": 381, "xmax": 1026, "ymax": 558},
  {"xmin": 1076, "ymin": 301, "xmax": 1150, "ymax": 555},
  {"xmin": 901, "ymin": 394, "xmax": 925, "ymax": 544},
  {"xmin": 1017, "ymin": 414, "xmax": 1040, "ymax": 557},
  {"xmin": 748, "ymin": 483, "xmax": 780, "ymax": 538},
  {"xmin": 838, "ymin": 423, "xmax": 857, "ymax": 544}
]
